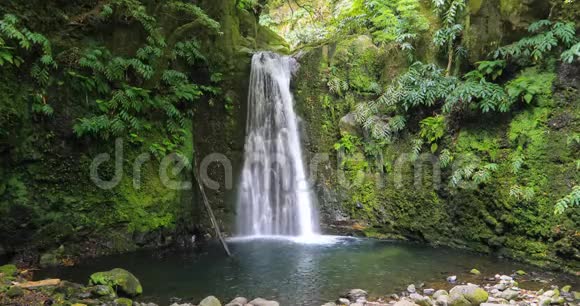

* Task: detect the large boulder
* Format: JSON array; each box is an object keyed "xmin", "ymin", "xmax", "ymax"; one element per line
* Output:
[
  {"xmin": 199, "ymin": 296, "xmax": 221, "ymax": 306},
  {"xmin": 225, "ymin": 297, "xmax": 247, "ymax": 306},
  {"xmin": 89, "ymin": 268, "xmax": 142, "ymax": 297},
  {"xmin": 449, "ymin": 285, "xmax": 489, "ymax": 306},
  {"xmin": 248, "ymin": 298, "xmax": 280, "ymax": 306},
  {"xmin": 339, "ymin": 113, "xmax": 363, "ymax": 137}
]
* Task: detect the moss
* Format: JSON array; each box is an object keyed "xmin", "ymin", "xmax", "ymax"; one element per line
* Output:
[
  {"xmin": 114, "ymin": 298, "xmax": 133, "ymax": 306},
  {"xmin": 89, "ymin": 268, "xmax": 142, "ymax": 297},
  {"xmin": 0, "ymin": 265, "xmax": 17, "ymax": 280},
  {"xmin": 6, "ymin": 286, "xmax": 23, "ymax": 298}
]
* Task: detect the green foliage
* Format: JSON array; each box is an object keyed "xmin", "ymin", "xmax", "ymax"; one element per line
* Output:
[
  {"xmin": 0, "ymin": 14, "xmax": 56, "ymax": 115},
  {"xmin": 475, "ymin": 60, "xmax": 506, "ymax": 80},
  {"xmin": 366, "ymin": 0, "xmax": 430, "ymax": 44},
  {"xmin": 493, "ymin": 20, "xmax": 578, "ymax": 63},
  {"xmin": 237, "ymin": 0, "xmax": 258, "ymax": 10},
  {"xmin": 334, "ymin": 133, "xmax": 361, "ymax": 154},
  {"xmin": 510, "ymin": 151, "xmax": 525, "ymax": 174},
  {"xmin": 509, "ymin": 184, "xmax": 536, "ymax": 202},
  {"xmin": 561, "ymin": 42, "xmax": 580, "ymax": 63},
  {"xmin": 555, "ymin": 186, "xmax": 580, "ymax": 214},
  {"xmin": 450, "ymin": 159, "xmax": 498, "ymax": 188},
  {"xmin": 355, "ymin": 62, "xmax": 455, "ymax": 141},
  {"xmin": 439, "ymin": 149, "xmax": 453, "ymax": 168},
  {"xmin": 419, "ymin": 115, "xmax": 446, "ymax": 152},
  {"xmin": 69, "ymin": 0, "xmax": 219, "ymax": 156}
]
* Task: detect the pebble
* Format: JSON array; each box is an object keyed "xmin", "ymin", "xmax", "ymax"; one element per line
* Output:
[
  {"xmin": 447, "ymin": 275, "xmax": 457, "ymax": 283},
  {"xmin": 407, "ymin": 284, "xmax": 417, "ymax": 293}
]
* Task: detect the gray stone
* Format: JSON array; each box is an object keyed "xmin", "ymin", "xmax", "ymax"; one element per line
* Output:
[
  {"xmin": 248, "ymin": 298, "xmax": 280, "ymax": 306},
  {"xmin": 92, "ymin": 285, "xmax": 115, "ymax": 297},
  {"xmin": 408, "ymin": 284, "xmax": 417, "ymax": 293},
  {"xmin": 394, "ymin": 300, "xmax": 420, "ymax": 306},
  {"xmin": 538, "ymin": 298, "xmax": 551, "ymax": 306},
  {"xmin": 542, "ymin": 290, "xmax": 555, "ymax": 298},
  {"xmin": 435, "ymin": 295, "xmax": 449, "ymax": 306},
  {"xmin": 336, "ymin": 297, "xmax": 351, "ymax": 305},
  {"xmin": 495, "ymin": 289, "xmax": 519, "ymax": 300},
  {"xmin": 344, "ymin": 289, "xmax": 368, "ymax": 303},
  {"xmin": 499, "ymin": 275, "xmax": 513, "ymax": 281},
  {"xmin": 424, "ymin": 289, "xmax": 436, "ymax": 296},
  {"xmin": 447, "ymin": 276, "xmax": 457, "ymax": 283},
  {"xmin": 433, "ymin": 290, "xmax": 449, "ymax": 300},
  {"xmin": 322, "ymin": 303, "xmax": 338, "ymax": 306},
  {"xmin": 410, "ymin": 293, "xmax": 433, "ymax": 306},
  {"xmin": 225, "ymin": 297, "xmax": 248, "ymax": 306},
  {"xmin": 339, "ymin": 113, "xmax": 363, "ymax": 137}
]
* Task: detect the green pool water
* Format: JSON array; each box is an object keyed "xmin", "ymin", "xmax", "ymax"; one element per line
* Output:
[{"xmin": 37, "ymin": 237, "xmax": 578, "ymax": 305}]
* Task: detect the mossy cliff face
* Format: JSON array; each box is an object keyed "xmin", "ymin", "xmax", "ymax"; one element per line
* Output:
[
  {"xmin": 0, "ymin": 0, "xmax": 286, "ymax": 264},
  {"xmin": 192, "ymin": 0, "xmax": 288, "ymax": 233},
  {"xmin": 293, "ymin": 27, "xmax": 579, "ymax": 273}
]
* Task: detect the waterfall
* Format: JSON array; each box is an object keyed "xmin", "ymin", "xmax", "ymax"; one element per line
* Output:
[{"xmin": 237, "ymin": 52, "xmax": 318, "ymax": 238}]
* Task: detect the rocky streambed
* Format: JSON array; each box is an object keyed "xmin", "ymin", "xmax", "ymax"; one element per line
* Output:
[{"xmin": 0, "ymin": 263, "xmax": 578, "ymax": 306}]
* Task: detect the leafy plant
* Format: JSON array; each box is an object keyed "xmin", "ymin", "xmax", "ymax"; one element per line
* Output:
[
  {"xmin": 419, "ymin": 115, "xmax": 446, "ymax": 152},
  {"xmin": 509, "ymin": 184, "xmax": 536, "ymax": 202},
  {"xmin": 439, "ymin": 149, "xmax": 453, "ymax": 168},
  {"xmin": 493, "ymin": 20, "xmax": 577, "ymax": 64},
  {"xmin": 431, "ymin": 0, "xmax": 466, "ymax": 75},
  {"xmin": 561, "ymin": 42, "xmax": 580, "ymax": 63},
  {"xmin": 334, "ymin": 133, "xmax": 361, "ymax": 154},
  {"xmin": 475, "ymin": 60, "xmax": 506, "ymax": 80},
  {"xmin": 555, "ymin": 186, "xmax": 580, "ymax": 214}
]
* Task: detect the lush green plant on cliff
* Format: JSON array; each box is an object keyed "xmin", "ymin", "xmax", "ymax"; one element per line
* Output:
[
  {"xmin": 366, "ymin": 0, "xmax": 429, "ymax": 44},
  {"xmin": 355, "ymin": 62, "xmax": 455, "ymax": 141},
  {"xmin": 493, "ymin": 20, "xmax": 577, "ymax": 64},
  {"xmin": 419, "ymin": 115, "xmax": 446, "ymax": 153},
  {"xmin": 555, "ymin": 186, "xmax": 580, "ymax": 214},
  {"xmin": 444, "ymin": 72, "xmax": 510, "ymax": 113},
  {"xmin": 0, "ymin": 14, "xmax": 56, "ymax": 115},
  {"xmin": 561, "ymin": 42, "xmax": 580, "ymax": 63},
  {"xmin": 334, "ymin": 133, "xmax": 361, "ymax": 154},
  {"xmin": 69, "ymin": 0, "xmax": 219, "ymax": 156},
  {"xmin": 431, "ymin": 0, "xmax": 466, "ymax": 75}
]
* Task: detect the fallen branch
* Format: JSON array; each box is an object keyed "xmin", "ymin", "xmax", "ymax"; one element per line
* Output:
[{"xmin": 14, "ymin": 279, "xmax": 61, "ymax": 288}]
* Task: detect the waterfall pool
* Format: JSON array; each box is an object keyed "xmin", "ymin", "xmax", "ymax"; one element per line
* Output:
[{"xmin": 37, "ymin": 237, "xmax": 578, "ymax": 305}]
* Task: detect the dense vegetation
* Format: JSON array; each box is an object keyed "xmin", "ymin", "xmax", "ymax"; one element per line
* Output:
[{"xmin": 0, "ymin": 0, "xmax": 578, "ymax": 273}]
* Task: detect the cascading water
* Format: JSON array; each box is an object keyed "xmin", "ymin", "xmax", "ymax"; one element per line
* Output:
[{"xmin": 237, "ymin": 52, "xmax": 318, "ymax": 238}]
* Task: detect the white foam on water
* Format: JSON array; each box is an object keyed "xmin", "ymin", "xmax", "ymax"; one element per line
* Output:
[{"xmin": 227, "ymin": 235, "xmax": 355, "ymax": 245}]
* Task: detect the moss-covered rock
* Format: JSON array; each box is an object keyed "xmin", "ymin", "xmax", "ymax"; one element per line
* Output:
[
  {"xmin": 89, "ymin": 268, "xmax": 142, "ymax": 297},
  {"xmin": 113, "ymin": 297, "xmax": 133, "ymax": 306},
  {"xmin": 449, "ymin": 285, "xmax": 489, "ymax": 306},
  {"xmin": 6, "ymin": 286, "xmax": 24, "ymax": 298},
  {"xmin": 199, "ymin": 295, "xmax": 222, "ymax": 306},
  {"xmin": 0, "ymin": 265, "xmax": 17, "ymax": 279}
]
